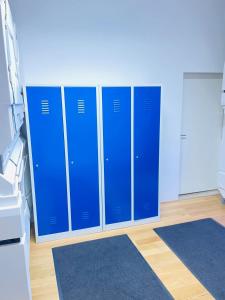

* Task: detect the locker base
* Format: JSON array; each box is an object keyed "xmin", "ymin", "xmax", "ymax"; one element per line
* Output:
[
  {"xmin": 104, "ymin": 216, "xmax": 160, "ymax": 231},
  {"xmin": 35, "ymin": 216, "xmax": 160, "ymax": 243},
  {"xmin": 36, "ymin": 226, "xmax": 102, "ymax": 243}
]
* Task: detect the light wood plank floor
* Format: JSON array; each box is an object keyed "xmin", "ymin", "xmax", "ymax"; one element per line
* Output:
[{"xmin": 30, "ymin": 195, "xmax": 225, "ymax": 300}]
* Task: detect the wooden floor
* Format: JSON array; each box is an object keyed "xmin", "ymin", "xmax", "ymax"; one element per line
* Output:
[{"xmin": 30, "ymin": 195, "xmax": 225, "ymax": 300}]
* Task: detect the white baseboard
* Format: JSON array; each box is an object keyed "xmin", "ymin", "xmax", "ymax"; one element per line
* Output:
[{"xmin": 179, "ymin": 189, "xmax": 219, "ymax": 200}]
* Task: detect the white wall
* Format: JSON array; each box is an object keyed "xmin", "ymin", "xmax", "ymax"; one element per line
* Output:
[{"xmin": 10, "ymin": 0, "xmax": 225, "ymax": 201}]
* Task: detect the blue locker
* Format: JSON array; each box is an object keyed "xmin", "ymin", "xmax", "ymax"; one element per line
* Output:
[
  {"xmin": 64, "ymin": 87, "xmax": 100, "ymax": 230},
  {"xmin": 134, "ymin": 86, "xmax": 161, "ymax": 220},
  {"xmin": 102, "ymin": 87, "xmax": 131, "ymax": 225},
  {"xmin": 26, "ymin": 87, "xmax": 69, "ymax": 236}
]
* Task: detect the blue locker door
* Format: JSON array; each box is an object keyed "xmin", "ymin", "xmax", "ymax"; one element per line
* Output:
[
  {"xmin": 64, "ymin": 87, "xmax": 100, "ymax": 230},
  {"xmin": 134, "ymin": 86, "xmax": 161, "ymax": 220},
  {"xmin": 26, "ymin": 87, "xmax": 69, "ymax": 236},
  {"xmin": 102, "ymin": 87, "xmax": 131, "ymax": 225}
]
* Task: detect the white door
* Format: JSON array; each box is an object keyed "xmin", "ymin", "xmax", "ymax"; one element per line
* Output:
[{"xmin": 180, "ymin": 73, "xmax": 223, "ymax": 195}]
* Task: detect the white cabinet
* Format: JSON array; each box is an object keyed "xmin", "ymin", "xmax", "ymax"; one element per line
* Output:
[
  {"xmin": 0, "ymin": 0, "xmax": 24, "ymax": 171},
  {"xmin": 0, "ymin": 138, "xmax": 31, "ymax": 300},
  {"xmin": 0, "ymin": 203, "xmax": 31, "ymax": 300}
]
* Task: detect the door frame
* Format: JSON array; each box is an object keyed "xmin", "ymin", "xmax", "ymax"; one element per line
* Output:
[{"xmin": 179, "ymin": 73, "xmax": 223, "ymax": 197}]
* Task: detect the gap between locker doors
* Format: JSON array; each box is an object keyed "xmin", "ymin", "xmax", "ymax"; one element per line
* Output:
[
  {"xmin": 62, "ymin": 85, "xmax": 161, "ymax": 234},
  {"xmin": 98, "ymin": 85, "xmax": 161, "ymax": 229},
  {"xmin": 25, "ymin": 85, "xmax": 161, "ymax": 243},
  {"xmin": 61, "ymin": 85, "xmax": 135, "ymax": 232},
  {"xmin": 97, "ymin": 86, "xmax": 135, "ymax": 231}
]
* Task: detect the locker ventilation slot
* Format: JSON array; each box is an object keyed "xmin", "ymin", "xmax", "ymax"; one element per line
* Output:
[
  {"xmin": 50, "ymin": 216, "xmax": 57, "ymax": 225},
  {"xmin": 77, "ymin": 99, "xmax": 85, "ymax": 114},
  {"xmin": 81, "ymin": 211, "xmax": 89, "ymax": 220},
  {"xmin": 41, "ymin": 99, "xmax": 50, "ymax": 115},
  {"xmin": 113, "ymin": 99, "xmax": 120, "ymax": 113},
  {"xmin": 144, "ymin": 99, "xmax": 152, "ymax": 111},
  {"xmin": 113, "ymin": 206, "xmax": 122, "ymax": 216}
]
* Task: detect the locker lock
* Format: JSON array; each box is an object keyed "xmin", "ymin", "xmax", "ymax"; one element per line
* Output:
[
  {"xmin": 35, "ymin": 164, "xmax": 39, "ymax": 168},
  {"xmin": 136, "ymin": 155, "xmax": 139, "ymax": 159},
  {"xmin": 105, "ymin": 158, "xmax": 109, "ymax": 161},
  {"xmin": 71, "ymin": 161, "xmax": 75, "ymax": 165}
]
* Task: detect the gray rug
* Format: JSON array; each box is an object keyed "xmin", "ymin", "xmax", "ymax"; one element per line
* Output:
[
  {"xmin": 52, "ymin": 235, "xmax": 173, "ymax": 300},
  {"xmin": 154, "ymin": 218, "xmax": 225, "ymax": 300}
]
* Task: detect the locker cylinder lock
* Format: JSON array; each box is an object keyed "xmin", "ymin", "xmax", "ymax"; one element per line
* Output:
[
  {"xmin": 71, "ymin": 161, "xmax": 74, "ymax": 165},
  {"xmin": 35, "ymin": 164, "xmax": 39, "ymax": 168}
]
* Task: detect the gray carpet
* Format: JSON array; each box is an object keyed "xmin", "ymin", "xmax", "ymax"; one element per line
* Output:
[
  {"xmin": 154, "ymin": 218, "xmax": 225, "ymax": 300},
  {"xmin": 52, "ymin": 235, "xmax": 173, "ymax": 300}
]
